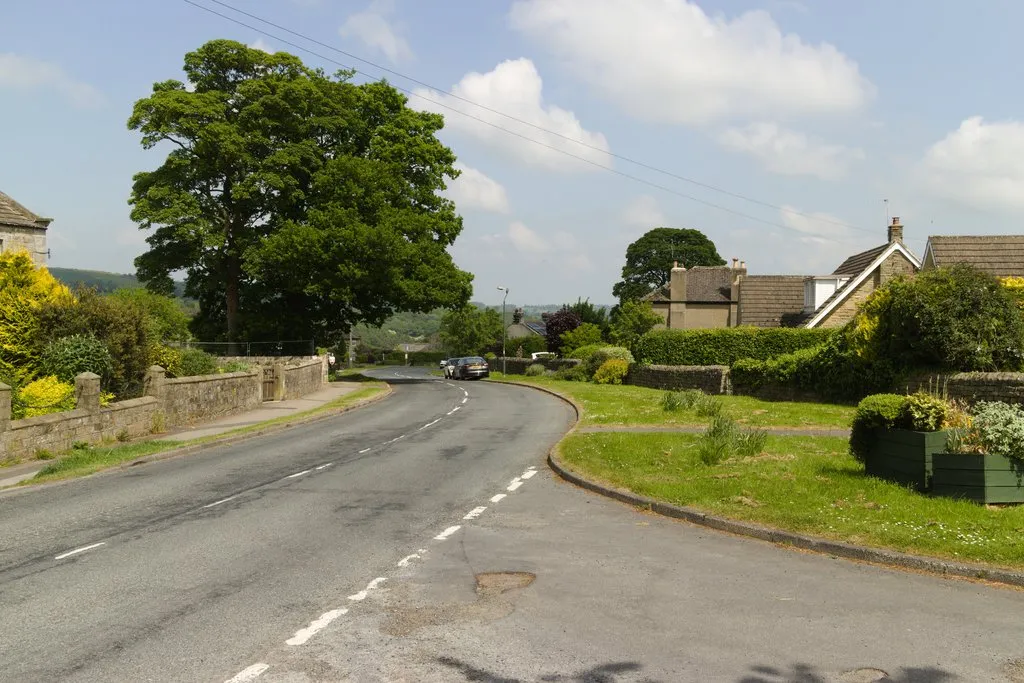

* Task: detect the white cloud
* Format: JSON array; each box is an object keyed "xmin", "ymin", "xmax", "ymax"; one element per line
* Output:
[
  {"xmin": 446, "ymin": 164, "xmax": 510, "ymax": 213},
  {"xmin": 508, "ymin": 0, "xmax": 873, "ymax": 125},
  {"xmin": 775, "ymin": 205, "xmax": 866, "ymax": 273},
  {"xmin": 508, "ymin": 221, "xmax": 547, "ymax": 254},
  {"xmin": 718, "ymin": 123, "xmax": 864, "ymax": 180},
  {"xmin": 339, "ymin": 0, "xmax": 413, "ymax": 64},
  {"xmin": 622, "ymin": 195, "xmax": 666, "ymax": 230},
  {"xmin": 411, "ymin": 58, "xmax": 611, "ymax": 172},
  {"xmin": 920, "ymin": 116, "xmax": 1024, "ymax": 212},
  {"xmin": 248, "ymin": 39, "xmax": 274, "ymax": 53},
  {"xmin": 779, "ymin": 205, "xmax": 851, "ymax": 244},
  {"xmin": 0, "ymin": 53, "xmax": 104, "ymax": 108}
]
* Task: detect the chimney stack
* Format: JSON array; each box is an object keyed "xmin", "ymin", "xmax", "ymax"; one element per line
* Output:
[
  {"xmin": 888, "ymin": 216, "xmax": 904, "ymax": 244},
  {"xmin": 740, "ymin": 260, "xmax": 746, "ymax": 270},
  {"xmin": 732, "ymin": 258, "xmax": 739, "ymax": 269}
]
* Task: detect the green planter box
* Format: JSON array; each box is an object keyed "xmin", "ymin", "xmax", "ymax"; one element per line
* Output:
[
  {"xmin": 931, "ymin": 453, "xmax": 1024, "ymax": 504},
  {"xmin": 864, "ymin": 429, "xmax": 948, "ymax": 492}
]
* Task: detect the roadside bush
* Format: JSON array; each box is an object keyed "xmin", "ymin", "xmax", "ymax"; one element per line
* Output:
[
  {"xmin": 848, "ymin": 394, "xmax": 908, "ymax": 464},
  {"xmin": 150, "ymin": 345, "xmax": 184, "ymax": 377},
  {"xmin": 17, "ymin": 375, "xmax": 76, "ymax": 419},
  {"xmin": 565, "ymin": 344, "xmax": 605, "ymax": 362},
  {"xmin": 583, "ymin": 346, "xmax": 634, "ymax": 378},
  {"xmin": 560, "ymin": 323, "xmax": 603, "ymax": 353},
  {"xmin": 900, "ymin": 392, "xmax": 949, "ymax": 432},
  {"xmin": 218, "ymin": 360, "xmax": 251, "ymax": 373},
  {"xmin": 609, "ymin": 299, "xmax": 663, "ymax": 351},
  {"xmin": 0, "ymin": 250, "xmax": 71, "ymax": 378},
  {"xmin": 511, "ymin": 335, "xmax": 548, "ymax": 358},
  {"xmin": 634, "ymin": 327, "xmax": 832, "ymax": 366},
  {"xmin": 957, "ymin": 401, "xmax": 1024, "ymax": 461},
  {"xmin": 178, "ymin": 348, "xmax": 218, "ymax": 377},
  {"xmin": 108, "ymin": 289, "xmax": 191, "ymax": 343},
  {"xmin": 407, "ymin": 351, "xmax": 448, "ymax": 365},
  {"xmin": 554, "ymin": 364, "xmax": 589, "ymax": 382},
  {"xmin": 39, "ymin": 334, "xmax": 113, "ymax": 384},
  {"xmin": 524, "ymin": 363, "xmax": 546, "ymax": 377},
  {"xmin": 544, "ymin": 307, "xmax": 582, "ymax": 356},
  {"xmin": 593, "ymin": 358, "xmax": 629, "ymax": 385}
]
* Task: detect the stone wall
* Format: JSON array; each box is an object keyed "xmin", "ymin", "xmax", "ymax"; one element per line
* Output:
[
  {"xmin": 160, "ymin": 370, "xmax": 263, "ymax": 427},
  {"xmin": 626, "ymin": 364, "xmax": 731, "ymax": 394},
  {"xmin": 283, "ymin": 358, "xmax": 326, "ymax": 400},
  {"xmin": 0, "ymin": 226, "xmax": 48, "ymax": 266},
  {"xmin": 498, "ymin": 358, "xmax": 581, "ymax": 375},
  {"xmin": 900, "ymin": 372, "xmax": 1024, "ymax": 406}
]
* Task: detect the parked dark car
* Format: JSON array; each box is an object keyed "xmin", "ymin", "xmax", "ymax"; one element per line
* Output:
[{"xmin": 453, "ymin": 356, "xmax": 489, "ymax": 380}]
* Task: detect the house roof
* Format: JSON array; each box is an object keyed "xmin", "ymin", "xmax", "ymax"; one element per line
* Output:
[
  {"xmin": 737, "ymin": 275, "xmax": 809, "ymax": 327},
  {"xmin": 924, "ymin": 235, "xmax": 1024, "ymax": 278},
  {"xmin": 642, "ymin": 285, "xmax": 671, "ymax": 303},
  {"xmin": 832, "ymin": 244, "xmax": 888, "ymax": 276},
  {"xmin": 0, "ymin": 191, "xmax": 52, "ymax": 230},
  {"xmin": 524, "ymin": 321, "xmax": 546, "ymax": 336},
  {"xmin": 684, "ymin": 266, "xmax": 735, "ymax": 303}
]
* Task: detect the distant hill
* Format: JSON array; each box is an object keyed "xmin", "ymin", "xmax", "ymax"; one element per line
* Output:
[{"xmin": 49, "ymin": 267, "xmax": 186, "ymax": 298}]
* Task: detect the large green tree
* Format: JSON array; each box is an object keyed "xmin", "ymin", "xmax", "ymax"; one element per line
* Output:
[
  {"xmin": 612, "ymin": 227, "xmax": 726, "ymax": 303},
  {"xmin": 439, "ymin": 306, "xmax": 503, "ymax": 355},
  {"xmin": 128, "ymin": 40, "xmax": 471, "ymax": 346}
]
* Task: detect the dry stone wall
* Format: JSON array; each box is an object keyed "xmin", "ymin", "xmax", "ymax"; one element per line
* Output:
[{"xmin": 626, "ymin": 364, "xmax": 731, "ymax": 394}]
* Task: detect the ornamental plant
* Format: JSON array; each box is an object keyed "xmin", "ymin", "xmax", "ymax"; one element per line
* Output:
[
  {"xmin": 17, "ymin": 375, "xmax": 76, "ymax": 419},
  {"xmin": 39, "ymin": 334, "xmax": 114, "ymax": 385},
  {"xmin": 593, "ymin": 358, "xmax": 629, "ymax": 385},
  {"xmin": 947, "ymin": 401, "xmax": 1024, "ymax": 460}
]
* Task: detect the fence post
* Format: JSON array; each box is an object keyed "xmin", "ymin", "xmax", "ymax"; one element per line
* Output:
[{"xmin": 75, "ymin": 373, "xmax": 101, "ymax": 414}]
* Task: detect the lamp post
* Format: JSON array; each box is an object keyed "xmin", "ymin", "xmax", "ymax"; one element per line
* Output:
[{"xmin": 497, "ymin": 286, "xmax": 509, "ymax": 376}]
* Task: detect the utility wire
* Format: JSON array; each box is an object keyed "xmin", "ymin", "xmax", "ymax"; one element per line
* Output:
[
  {"xmin": 200, "ymin": 0, "xmax": 873, "ymax": 236},
  {"xmin": 179, "ymin": 0, "xmax": 872, "ymax": 247}
]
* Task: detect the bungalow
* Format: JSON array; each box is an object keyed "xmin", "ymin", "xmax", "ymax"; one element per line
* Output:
[
  {"xmin": 921, "ymin": 235, "xmax": 1024, "ymax": 277},
  {"xmin": 0, "ymin": 190, "xmax": 51, "ymax": 266}
]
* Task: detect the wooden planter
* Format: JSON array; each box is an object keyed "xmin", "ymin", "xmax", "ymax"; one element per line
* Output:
[
  {"xmin": 864, "ymin": 429, "xmax": 948, "ymax": 492},
  {"xmin": 931, "ymin": 453, "xmax": 1024, "ymax": 504}
]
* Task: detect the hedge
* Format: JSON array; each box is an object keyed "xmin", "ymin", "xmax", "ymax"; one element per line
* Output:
[{"xmin": 633, "ymin": 327, "xmax": 833, "ymax": 366}]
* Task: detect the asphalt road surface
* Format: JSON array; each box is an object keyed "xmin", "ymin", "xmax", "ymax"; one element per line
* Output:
[{"xmin": 4, "ymin": 368, "xmax": 1024, "ymax": 682}]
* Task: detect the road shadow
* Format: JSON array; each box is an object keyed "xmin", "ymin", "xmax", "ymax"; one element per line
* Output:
[
  {"xmin": 737, "ymin": 662, "xmax": 958, "ymax": 682},
  {"xmin": 437, "ymin": 657, "xmax": 660, "ymax": 682}
]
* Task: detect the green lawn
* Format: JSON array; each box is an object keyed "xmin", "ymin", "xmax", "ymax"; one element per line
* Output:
[
  {"xmin": 562, "ymin": 431, "xmax": 1024, "ymax": 569},
  {"xmin": 493, "ymin": 375, "xmax": 853, "ymax": 428},
  {"xmin": 28, "ymin": 384, "xmax": 388, "ymax": 484}
]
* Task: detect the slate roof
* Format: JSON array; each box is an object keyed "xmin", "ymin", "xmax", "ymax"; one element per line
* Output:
[
  {"xmin": 684, "ymin": 266, "xmax": 735, "ymax": 303},
  {"xmin": 0, "ymin": 191, "xmax": 51, "ymax": 229},
  {"xmin": 642, "ymin": 285, "xmax": 670, "ymax": 303},
  {"xmin": 832, "ymin": 244, "xmax": 888, "ymax": 276},
  {"xmin": 524, "ymin": 321, "xmax": 546, "ymax": 336},
  {"xmin": 925, "ymin": 235, "xmax": 1024, "ymax": 278},
  {"xmin": 737, "ymin": 276, "xmax": 809, "ymax": 327}
]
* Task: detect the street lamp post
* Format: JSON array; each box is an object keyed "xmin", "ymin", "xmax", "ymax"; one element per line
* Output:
[{"xmin": 497, "ymin": 286, "xmax": 509, "ymax": 376}]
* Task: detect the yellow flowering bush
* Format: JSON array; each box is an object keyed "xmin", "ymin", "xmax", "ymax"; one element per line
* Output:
[
  {"xmin": 0, "ymin": 250, "xmax": 72, "ymax": 383},
  {"xmin": 149, "ymin": 344, "xmax": 184, "ymax": 378},
  {"xmin": 846, "ymin": 287, "xmax": 892, "ymax": 360},
  {"xmin": 18, "ymin": 375, "xmax": 76, "ymax": 419},
  {"xmin": 1001, "ymin": 276, "xmax": 1024, "ymax": 310}
]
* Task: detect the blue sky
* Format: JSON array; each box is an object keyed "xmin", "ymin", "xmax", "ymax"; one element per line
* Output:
[{"xmin": 3, "ymin": 0, "xmax": 1024, "ymax": 306}]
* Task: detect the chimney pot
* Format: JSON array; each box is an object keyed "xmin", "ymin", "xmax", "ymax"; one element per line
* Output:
[
  {"xmin": 732, "ymin": 258, "xmax": 739, "ymax": 269},
  {"xmin": 740, "ymin": 260, "xmax": 746, "ymax": 269},
  {"xmin": 888, "ymin": 217, "xmax": 904, "ymax": 244},
  {"xmin": 673, "ymin": 260, "xmax": 678, "ymax": 269}
]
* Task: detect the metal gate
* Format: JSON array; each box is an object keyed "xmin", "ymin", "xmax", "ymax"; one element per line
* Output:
[{"xmin": 262, "ymin": 366, "xmax": 276, "ymax": 401}]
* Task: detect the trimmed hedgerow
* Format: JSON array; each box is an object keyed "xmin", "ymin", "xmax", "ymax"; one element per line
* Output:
[
  {"xmin": 633, "ymin": 327, "xmax": 832, "ymax": 366},
  {"xmin": 848, "ymin": 393, "xmax": 908, "ymax": 464}
]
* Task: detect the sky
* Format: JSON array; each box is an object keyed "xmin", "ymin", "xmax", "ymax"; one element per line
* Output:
[{"xmin": 4, "ymin": 0, "xmax": 1024, "ymax": 306}]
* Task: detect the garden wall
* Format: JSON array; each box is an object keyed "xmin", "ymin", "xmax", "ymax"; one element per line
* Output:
[
  {"xmin": 161, "ymin": 371, "xmax": 263, "ymax": 427},
  {"xmin": 626, "ymin": 364, "xmax": 731, "ymax": 394},
  {"xmin": 899, "ymin": 372, "xmax": 1024, "ymax": 406},
  {"xmin": 497, "ymin": 358, "xmax": 581, "ymax": 375},
  {"xmin": 283, "ymin": 358, "xmax": 327, "ymax": 400}
]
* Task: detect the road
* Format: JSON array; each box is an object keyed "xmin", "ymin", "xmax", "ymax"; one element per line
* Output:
[
  {"xmin": 0, "ymin": 368, "xmax": 574, "ymax": 682},
  {"xmin": 4, "ymin": 368, "xmax": 1024, "ymax": 682}
]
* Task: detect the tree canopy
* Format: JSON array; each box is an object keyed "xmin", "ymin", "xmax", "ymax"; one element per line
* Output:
[
  {"xmin": 612, "ymin": 227, "xmax": 726, "ymax": 303},
  {"xmin": 129, "ymin": 40, "xmax": 472, "ymax": 346},
  {"xmin": 439, "ymin": 305, "xmax": 503, "ymax": 356}
]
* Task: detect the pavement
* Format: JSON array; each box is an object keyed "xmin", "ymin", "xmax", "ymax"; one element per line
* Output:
[
  {"xmin": 0, "ymin": 381, "xmax": 364, "ymax": 489},
  {"xmin": 3, "ymin": 368, "xmax": 1024, "ymax": 682}
]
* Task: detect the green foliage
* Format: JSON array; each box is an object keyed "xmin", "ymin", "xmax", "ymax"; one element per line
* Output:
[
  {"xmin": 609, "ymin": 299, "xmax": 663, "ymax": 350},
  {"xmin": 849, "ymin": 394, "xmax": 908, "ymax": 464},
  {"xmin": 661, "ymin": 389, "xmax": 704, "ymax": 412},
  {"xmin": 634, "ymin": 327, "xmax": 832, "ymax": 366},
  {"xmin": 852, "ymin": 265, "xmax": 1024, "ymax": 371},
  {"xmin": 219, "ymin": 360, "xmax": 252, "ymax": 373},
  {"xmin": 613, "ymin": 227, "xmax": 726, "ymax": 303},
  {"xmin": 439, "ymin": 306, "xmax": 503, "ymax": 355},
  {"xmin": 151, "ymin": 345, "xmax": 184, "ymax": 377},
  {"xmin": 49, "ymin": 267, "xmax": 187, "ymax": 298},
  {"xmin": 560, "ymin": 323, "xmax": 603, "ymax": 352},
  {"xmin": 583, "ymin": 346, "xmax": 634, "ymax": 378},
  {"xmin": 18, "ymin": 376, "xmax": 76, "ymax": 419},
  {"xmin": 593, "ymin": 358, "xmax": 629, "ymax": 385},
  {"xmin": 406, "ymin": 351, "xmax": 448, "ymax": 365},
  {"xmin": 564, "ymin": 344, "xmax": 605, "ymax": 362},
  {"xmin": 178, "ymin": 348, "xmax": 218, "ymax": 377},
  {"xmin": 109, "ymin": 289, "xmax": 191, "ymax": 343},
  {"xmin": 567, "ymin": 298, "xmax": 609, "ymax": 338},
  {"xmin": 130, "ymin": 40, "xmax": 471, "ymax": 346},
  {"xmin": 511, "ymin": 335, "xmax": 547, "ymax": 358},
  {"xmin": 544, "ymin": 307, "xmax": 582, "ymax": 355},
  {"xmin": 39, "ymin": 335, "xmax": 114, "ymax": 384},
  {"xmin": 553, "ymin": 364, "xmax": 589, "ymax": 382},
  {"xmin": 694, "ymin": 394, "xmax": 724, "ymax": 418},
  {"xmin": 900, "ymin": 392, "xmax": 949, "ymax": 432},
  {"xmin": 695, "ymin": 414, "xmax": 767, "ymax": 465},
  {"xmin": 955, "ymin": 401, "xmax": 1024, "ymax": 460},
  {"xmin": 0, "ymin": 250, "xmax": 72, "ymax": 382},
  {"xmin": 524, "ymin": 363, "xmax": 547, "ymax": 377}
]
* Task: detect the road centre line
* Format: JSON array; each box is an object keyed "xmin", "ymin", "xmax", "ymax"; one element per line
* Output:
[
  {"xmin": 348, "ymin": 577, "xmax": 387, "ymax": 601},
  {"xmin": 463, "ymin": 506, "xmax": 487, "ymax": 520},
  {"xmin": 224, "ymin": 663, "xmax": 269, "ymax": 683},
  {"xmin": 490, "ymin": 493, "xmax": 507, "ymax": 503},
  {"xmin": 418, "ymin": 418, "xmax": 442, "ymax": 431},
  {"xmin": 315, "ymin": 463, "xmax": 332, "ymax": 471},
  {"xmin": 286, "ymin": 469, "xmax": 311, "ymax": 479},
  {"xmin": 285, "ymin": 609, "xmax": 347, "ymax": 646},
  {"xmin": 358, "ymin": 448, "xmax": 371, "ymax": 454},
  {"xmin": 461, "ymin": 397, "xmax": 468, "ymax": 404},
  {"xmin": 434, "ymin": 525, "xmax": 462, "ymax": 541},
  {"xmin": 204, "ymin": 495, "xmax": 239, "ymax": 509},
  {"xmin": 521, "ymin": 470, "xmax": 537, "ymax": 479},
  {"xmin": 507, "ymin": 479, "xmax": 523, "ymax": 492},
  {"xmin": 54, "ymin": 542, "xmax": 106, "ymax": 561},
  {"xmin": 397, "ymin": 554, "xmax": 419, "ymax": 567}
]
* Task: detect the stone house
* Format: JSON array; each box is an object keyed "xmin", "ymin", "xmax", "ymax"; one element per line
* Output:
[
  {"xmin": 0, "ymin": 191, "xmax": 51, "ymax": 266},
  {"xmin": 507, "ymin": 321, "xmax": 546, "ymax": 339},
  {"xmin": 921, "ymin": 235, "xmax": 1024, "ymax": 277},
  {"xmin": 644, "ymin": 261, "xmax": 746, "ymax": 329}
]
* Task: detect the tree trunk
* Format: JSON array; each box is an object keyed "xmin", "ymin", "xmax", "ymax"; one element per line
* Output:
[{"xmin": 225, "ymin": 226, "xmax": 241, "ymax": 356}]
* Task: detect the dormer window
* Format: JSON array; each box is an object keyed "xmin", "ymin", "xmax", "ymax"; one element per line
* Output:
[{"xmin": 804, "ymin": 276, "xmax": 850, "ymax": 313}]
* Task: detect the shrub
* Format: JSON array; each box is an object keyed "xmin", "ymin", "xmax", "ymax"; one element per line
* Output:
[
  {"xmin": 661, "ymin": 389, "xmax": 705, "ymax": 412},
  {"xmin": 524, "ymin": 363, "xmax": 546, "ymax": 377},
  {"xmin": 899, "ymin": 392, "xmax": 949, "ymax": 432},
  {"xmin": 583, "ymin": 346, "xmax": 634, "ymax": 378},
  {"xmin": 952, "ymin": 401, "xmax": 1024, "ymax": 460},
  {"xmin": 150, "ymin": 345, "xmax": 184, "ymax": 377},
  {"xmin": 0, "ymin": 250, "xmax": 71, "ymax": 378},
  {"xmin": 39, "ymin": 334, "xmax": 113, "ymax": 384},
  {"xmin": 560, "ymin": 323, "xmax": 604, "ymax": 353},
  {"xmin": 553, "ymin": 364, "xmax": 589, "ymax": 382},
  {"xmin": 565, "ymin": 343, "xmax": 605, "ymax": 362},
  {"xmin": 543, "ymin": 307, "xmax": 582, "ymax": 356},
  {"xmin": 17, "ymin": 375, "xmax": 76, "ymax": 419},
  {"xmin": 178, "ymin": 348, "xmax": 218, "ymax": 377},
  {"xmin": 634, "ymin": 327, "xmax": 832, "ymax": 366},
  {"xmin": 694, "ymin": 415, "xmax": 767, "ymax": 465},
  {"xmin": 512, "ymin": 335, "xmax": 548, "ymax": 357},
  {"xmin": 219, "ymin": 360, "xmax": 251, "ymax": 373},
  {"xmin": 848, "ymin": 394, "xmax": 908, "ymax": 464},
  {"xmin": 694, "ymin": 394, "xmax": 724, "ymax": 418},
  {"xmin": 108, "ymin": 289, "xmax": 191, "ymax": 343},
  {"xmin": 594, "ymin": 358, "xmax": 629, "ymax": 385},
  {"xmin": 609, "ymin": 299, "xmax": 663, "ymax": 350}
]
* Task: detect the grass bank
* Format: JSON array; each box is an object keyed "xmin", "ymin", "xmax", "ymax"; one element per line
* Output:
[
  {"xmin": 491, "ymin": 374, "xmax": 853, "ymax": 428},
  {"xmin": 561, "ymin": 431, "xmax": 1024, "ymax": 570},
  {"xmin": 27, "ymin": 384, "xmax": 388, "ymax": 485}
]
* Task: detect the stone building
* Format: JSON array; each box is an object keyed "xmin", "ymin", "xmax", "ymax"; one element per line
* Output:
[
  {"xmin": 921, "ymin": 234, "xmax": 1024, "ymax": 277},
  {"xmin": 0, "ymin": 191, "xmax": 50, "ymax": 266},
  {"xmin": 644, "ymin": 261, "xmax": 746, "ymax": 329}
]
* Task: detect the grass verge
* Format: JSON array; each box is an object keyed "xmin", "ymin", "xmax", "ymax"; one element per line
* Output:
[
  {"xmin": 561, "ymin": 431, "xmax": 1024, "ymax": 569},
  {"xmin": 27, "ymin": 384, "xmax": 388, "ymax": 485},
  {"xmin": 490, "ymin": 374, "xmax": 853, "ymax": 428}
]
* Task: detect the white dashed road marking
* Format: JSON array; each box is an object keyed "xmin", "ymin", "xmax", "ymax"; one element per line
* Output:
[
  {"xmin": 507, "ymin": 479, "xmax": 523, "ymax": 492},
  {"xmin": 286, "ymin": 469, "xmax": 311, "ymax": 479},
  {"xmin": 359, "ymin": 448, "xmax": 371, "ymax": 454},
  {"xmin": 461, "ymin": 397, "xmax": 468, "ymax": 404},
  {"xmin": 348, "ymin": 577, "xmax": 387, "ymax": 601},
  {"xmin": 54, "ymin": 542, "xmax": 106, "ymax": 561},
  {"xmin": 286, "ymin": 609, "xmax": 348, "ymax": 646},
  {"xmin": 315, "ymin": 463, "xmax": 332, "ymax": 471},
  {"xmin": 434, "ymin": 525, "xmax": 462, "ymax": 541},
  {"xmin": 224, "ymin": 662, "xmax": 270, "ymax": 683},
  {"xmin": 419, "ymin": 418, "xmax": 442, "ymax": 431},
  {"xmin": 521, "ymin": 470, "xmax": 537, "ymax": 479},
  {"xmin": 204, "ymin": 495, "xmax": 238, "ymax": 509},
  {"xmin": 397, "ymin": 554, "xmax": 419, "ymax": 567},
  {"xmin": 463, "ymin": 506, "xmax": 487, "ymax": 520},
  {"xmin": 490, "ymin": 493, "xmax": 507, "ymax": 503}
]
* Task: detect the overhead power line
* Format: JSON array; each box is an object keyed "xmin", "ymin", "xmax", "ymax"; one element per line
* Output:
[{"xmin": 179, "ymin": 0, "xmax": 874, "ymax": 247}]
